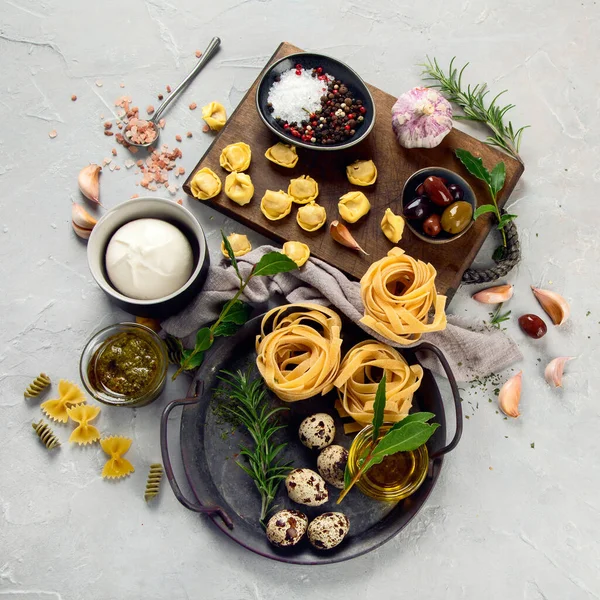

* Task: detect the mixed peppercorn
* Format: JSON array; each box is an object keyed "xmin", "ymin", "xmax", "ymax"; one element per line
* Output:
[{"xmin": 267, "ymin": 65, "xmax": 367, "ymax": 145}]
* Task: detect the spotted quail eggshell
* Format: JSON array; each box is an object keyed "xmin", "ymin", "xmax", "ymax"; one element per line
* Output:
[
  {"xmin": 285, "ymin": 468, "xmax": 329, "ymax": 506},
  {"xmin": 307, "ymin": 512, "xmax": 350, "ymax": 550},
  {"xmin": 317, "ymin": 445, "xmax": 348, "ymax": 489},
  {"xmin": 298, "ymin": 413, "xmax": 336, "ymax": 450},
  {"xmin": 265, "ymin": 509, "xmax": 308, "ymax": 547}
]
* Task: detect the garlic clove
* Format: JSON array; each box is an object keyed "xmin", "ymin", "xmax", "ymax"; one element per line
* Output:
[
  {"xmin": 544, "ymin": 357, "xmax": 574, "ymax": 388},
  {"xmin": 531, "ymin": 287, "xmax": 570, "ymax": 325},
  {"xmin": 78, "ymin": 164, "xmax": 102, "ymax": 204},
  {"xmin": 472, "ymin": 284, "xmax": 514, "ymax": 304},
  {"xmin": 498, "ymin": 371, "xmax": 522, "ymax": 418},
  {"xmin": 329, "ymin": 221, "xmax": 369, "ymax": 255},
  {"xmin": 72, "ymin": 203, "xmax": 97, "ymax": 239}
]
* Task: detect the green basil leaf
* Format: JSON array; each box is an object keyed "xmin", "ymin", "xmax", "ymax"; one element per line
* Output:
[
  {"xmin": 490, "ymin": 161, "xmax": 506, "ymax": 198},
  {"xmin": 183, "ymin": 351, "xmax": 204, "ymax": 370},
  {"xmin": 371, "ymin": 374, "xmax": 386, "ymax": 444},
  {"xmin": 497, "ymin": 213, "xmax": 517, "ymax": 229},
  {"xmin": 253, "ymin": 252, "xmax": 298, "ymax": 277},
  {"xmin": 388, "ymin": 412, "xmax": 436, "ymax": 433},
  {"xmin": 492, "ymin": 245, "xmax": 507, "ymax": 262},
  {"xmin": 455, "ymin": 148, "xmax": 492, "ymax": 187},
  {"xmin": 473, "ymin": 204, "xmax": 497, "ymax": 220},
  {"xmin": 212, "ymin": 321, "xmax": 240, "ymax": 337},
  {"xmin": 195, "ymin": 327, "xmax": 213, "ymax": 352},
  {"xmin": 221, "ymin": 230, "xmax": 241, "ymax": 279},
  {"xmin": 366, "ymin": 422, "xmax": 441, "ymax": 469},
  {"xmin": 220, "ymin": 299, "xmax": 250, "ymax": 325}
]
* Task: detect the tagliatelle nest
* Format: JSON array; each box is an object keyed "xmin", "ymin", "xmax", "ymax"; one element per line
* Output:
[
  {"xmin": 256, "ymin": 304, "xmax": 342, "ymax": 402},
  {"xmin": 360, "ymin": 247, "xmax": 447, "ymax": 345},
  {"xmin": 334, "ymin": 340, "xmax": 423, "ymax": 433}
]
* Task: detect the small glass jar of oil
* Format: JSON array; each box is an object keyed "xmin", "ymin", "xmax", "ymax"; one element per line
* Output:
[{"xmin": 346, "ymin": 424, "xmax": 429, "ymax": 502}]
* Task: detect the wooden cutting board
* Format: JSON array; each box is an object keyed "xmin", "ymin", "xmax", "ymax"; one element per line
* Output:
[{"xmin": 183, "ymin": 42, "xmax": 524, "ymax": 300}]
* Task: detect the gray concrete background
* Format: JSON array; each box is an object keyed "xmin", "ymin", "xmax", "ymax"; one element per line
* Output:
[{"xmin": 1, "ymin": 1, "xmax": 599, "ymax": 598}]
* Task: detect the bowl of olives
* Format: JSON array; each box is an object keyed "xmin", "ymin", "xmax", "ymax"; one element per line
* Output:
[{"xmin": 401, "ymin": 167, "xmax": 476, "ymax": 244}]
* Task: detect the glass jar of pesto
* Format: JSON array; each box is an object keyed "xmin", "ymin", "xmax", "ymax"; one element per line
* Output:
[{"xmin": 80, "ymin": 323, "xmax": 168, "ymax": 407}]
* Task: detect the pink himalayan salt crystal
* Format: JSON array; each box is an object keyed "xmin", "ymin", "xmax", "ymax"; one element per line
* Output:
[{"xmin": 391, "ymin": 87, "xmax": 452, "ymax": 149}]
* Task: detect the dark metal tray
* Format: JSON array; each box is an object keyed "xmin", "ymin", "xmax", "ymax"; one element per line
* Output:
[{"xmin": 160, "ymin": 314, "xmax": 462, "ymax": 565}]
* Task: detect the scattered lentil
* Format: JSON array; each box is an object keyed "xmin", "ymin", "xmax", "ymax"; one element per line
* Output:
[
  {"xmin": 189, "ymin": 102, "xmax": 197, "ymax": 110},
  {"xmin": 166, "ymin": 85, "xmax": 172, "ymax": 93},
  {"xmin": 71, "ymin": 94, "xmax": 77, "ymax": 101},
  {"xmin": 175, "ymin": 134, "xmax": 182, "ymax": 142},
  {"xmin": 186, "ymin": 131, "xmax": 192, "ymax": 138}
]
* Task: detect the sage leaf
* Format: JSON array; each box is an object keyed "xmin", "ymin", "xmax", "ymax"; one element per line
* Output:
[
  {"xmin": 253, "ymin": 252, "xmax": 298, "ymax": 277},
  {"xmin": 497, "ymin": 213, "xmax": 517, "ymax": 229},
  {"xmin": 455, "ymin": 149, "xmax": 492, "ymax": 187},
  {"xmin": 221, "ymin": 230, "xmax": 241, "ymax": 281},
  {"xmin": 473, "ymin": 204, "xmax": 497, "ymax": 220},
  {"xmin": 490, "ymin": 161, "xmax": 506, "ymax": 198},
  {"xmin": 366, "ymin": 422, "xmax": 441, "ymax": 470},
  {"xmin": 371, "ymin": 374, "xmax": 386, "ymax": 444},
  {"xmin": 388, "ymin": 412, "xmax": 435, "ymax": 433},
  {"xmin": 220, "ymin": 299, "xmax": 250, "ymax": 325},
  {"xmin": 195, "ymin": 327, "xmax": 213, "ymax": 352}
]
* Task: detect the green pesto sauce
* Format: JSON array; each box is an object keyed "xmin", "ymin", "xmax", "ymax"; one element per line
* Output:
[{"xmin": 90, "ymin": 332, "xmax": 158, "ymax": 396}]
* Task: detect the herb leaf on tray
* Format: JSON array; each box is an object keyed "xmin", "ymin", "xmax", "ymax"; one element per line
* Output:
[
  {"xmin": 172, "ymin": 232, "xmax": 298, "ymax": 379},
  {"xmin": 217, "ymin": 369, "xmax": 292, "ymax": 523},
  {"xmin": 338, "ymin": 378, "xmax": 439, "ymax": 504},
  {"xmin": 420, "ymin": 56, "xmax": 529, "ymax": 161}
]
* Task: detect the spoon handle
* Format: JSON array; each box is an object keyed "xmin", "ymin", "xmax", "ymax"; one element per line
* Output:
[{"xmin": 152, "ymin": 36, "xmax": 221, "ymax": 123}]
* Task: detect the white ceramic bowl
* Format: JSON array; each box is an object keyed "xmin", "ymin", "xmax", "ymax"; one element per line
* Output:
[{"xmin": 87, "ymin": 197, "xmax": 209, "ymax": 318}]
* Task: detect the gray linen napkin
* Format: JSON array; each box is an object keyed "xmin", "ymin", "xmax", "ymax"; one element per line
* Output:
[{"xmin": 163, "ymin": 245, "xmax": 522, "ymax": 381}]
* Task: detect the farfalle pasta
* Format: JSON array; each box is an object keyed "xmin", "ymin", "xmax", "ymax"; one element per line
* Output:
[
  {"xmin": 41, "ymin": 380, "xmax": 86, "ymax": 423},
  {"xmin": 101, "ymin": 436, "xmax": 135, "ymax": 479},
  {"xmin": 334, "ymin": 340, "xmax": 423, "ymax": 433},
  {"xmin": 67, "ymin": 404, "xmax": 101, "ymax": 445},
  {"xmin": 256, "ymin": 304, "xmax": 342, "ymax": 402},
  {"xmin": 360, "ymin": 247, "xmax": 447, "ymax": 345}
]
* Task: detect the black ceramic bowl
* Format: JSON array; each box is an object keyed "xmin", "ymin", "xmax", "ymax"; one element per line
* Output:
[
  {"xmin": 256, "ymin": 52, "xmax": 376, "ymax": 151},
  {"xmin": 401, "ymin": 167, "xmax": 476, "ymax": 244},
  {"xmin": 87, "ymin": 197, "xmax": 209, "ymax": 318}
]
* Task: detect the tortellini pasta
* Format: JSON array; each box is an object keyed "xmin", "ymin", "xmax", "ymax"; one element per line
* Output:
[
  {"xmin": 201, "ymin": 101, "xmax": 227, "ymax": 131},
  {"xmin": 338, "ymin": 191, "xmax": 371, "ymax": 223},
  {"xmin": 224, "ymin": 171, "xmax": 254, "ymax": 206},
  {"xmin": 288, "ymin": 175, "xmax": 319, "ymax": 204},
  {"xmin": 297, "ymin": 201, "xmax": 327, "ymax": 232},
  {"xmin": 381, "ymin": 208, "xmax": 405, "ymax": 243},
  {"xmin": 221, "ymin": 233, "xmax": 252, "ymax": 258},
  {"xmin": 346, "ymin": 159, "xmax": 378, "ymax": 186},
  {"xmin": 219, "ymin": 142, "xmax": 252, "ymax": 172},
  {"xmin": 265, "ymin": 143, "xmax": 299, "ymax": 168},
  {"xmin": 282, "ymin": 241, "xmax": 310, "ymax": 267},
  {"xmin": 190, "ymin": 168, "xmax": 222, "ymax": 200},
  {"xmin": 260, "ymin": 190, "xmax": 293, "ymax": 221}
]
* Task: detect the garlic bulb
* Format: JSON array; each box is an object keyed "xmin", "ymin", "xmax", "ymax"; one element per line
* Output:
[
  {"xmin": 78, "ymin": 164, "xmax": 101, "ymax": 204},
  {"xmin": 545, "ymin": 357, "xmax": 574, "ymax": 388},
  {"xmin": 392, "ymin": 87, "xmax": 453, "ymax": 149},
  {"xmin": 498, "ymin": 371, "xmax": 522, "ymax": 418}
]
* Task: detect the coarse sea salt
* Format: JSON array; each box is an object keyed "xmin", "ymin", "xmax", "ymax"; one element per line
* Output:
[{"xmin": 267, "ymin": 68, "xmax": 332, "ymax": 125}]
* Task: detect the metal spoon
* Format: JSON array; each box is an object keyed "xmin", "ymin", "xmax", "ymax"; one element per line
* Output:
[{"xmin": 124, "ymin": 36, "xmax": 221, "ymax": 148}]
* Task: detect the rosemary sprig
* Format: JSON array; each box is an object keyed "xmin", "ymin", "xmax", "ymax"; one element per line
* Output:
[
  {"xmin": 217, "ymin": 369, "xmax": 292, "ymax": 524},
  {"xmin": 420, "ymin": 56, "xmax": 529, "ymax": 161},
  {"xmin": 489, "ymin": 304, "xmax": 511, "ymax": 329}
]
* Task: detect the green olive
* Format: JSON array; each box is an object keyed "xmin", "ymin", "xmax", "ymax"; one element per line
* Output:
[{"xmin": 441, "ymin": 201, "xmax": 473, "ymax": 235}]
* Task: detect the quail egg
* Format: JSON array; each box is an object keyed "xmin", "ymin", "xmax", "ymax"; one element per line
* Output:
[
  {"xmin": 265, "ymin": 509, "xmax": 308, "ymax": 548},
  {"xmin": 307, "ymin": 512, "xmax": 350, "ymax": 550},
  {"xmin": 317, "ymin": 445, "xmax": 348, "ymax": 489},
  {"xmin": 298, "ymin": 413, "xmax": 336, "ymax": 450},
  {"xmin": 285, "ymin": 468, "xmax": 329, "ymax": 506}
]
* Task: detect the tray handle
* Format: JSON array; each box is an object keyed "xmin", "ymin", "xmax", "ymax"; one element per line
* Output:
[
  {"xmin": 416, "ymin": 341, "xmax": 463, "ymax": 460},
  {"xmin": 160, "ymin": 381, "xmax": 234, "ymax": 529}
]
